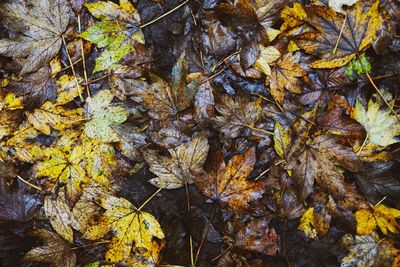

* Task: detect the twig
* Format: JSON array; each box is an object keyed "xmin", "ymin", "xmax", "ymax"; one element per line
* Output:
[
  {"xmin": 185, "ymin": 183, "xmax": 195, "ymax": 267},
  {"xmin": 52, "ymin": 58, "xmax": 82, "ymax": 75},
  {"xmin": 373, "ymin": 196, "xmax": 387, "ymax": 207},
  {"xmin": 333, "ymin": 13, "xmax": 347, "ymax": 54},
  {"xmin": 16, "ymin": 175, "xmax": 42, "ymax": 191},
  {"xmin": 194, "ymin": 205, "xmax": 217, "ymax": 265},
  {"xmin": 243, "ymin": 124, "xmax": 274, "ymax": 136},
  {"xmin": 62, "ymin": 35, "xmax": 83, "ymax": 100},
  {"xmin": 71, "ymin": 240, "xmax": 111, "ymax": 251},
  {"xmin": 140, "ymin": 0, "xmax": 189, "ymax": 29},
  {"xmin": 137, "ymin": 187, "xmax": 162, "ymax": 211},
  {"xmin": 78, "ymin": 14, "xmax": 90, "ymax": 97},
  {"xmin": 82, "ymin": 74, "xmax": 111, "ymax": 85},
  {"xmin": 211, "ymin": 245, "xmax": 233, "ymax": 262},
  {"xmin": 357, "ymin": 133, "xmax": 369, "ymax": 155},
  {"xmin": 211, "ymin": 50, "xmax": 240, "ymax": 73},
  {"xmin": 200, "ymin": 67, "xmax": 226, "ymax": 84}
]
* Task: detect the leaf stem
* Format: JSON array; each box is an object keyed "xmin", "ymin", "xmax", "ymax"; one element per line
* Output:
[
  {"xmin": 333, "ymin": 13, "xmax": 347, "ymax": 54},
  {"xmin": 16, "ymin": 175, "xmax": 42, "ymax": 191},
  {"xmin": 140, "ymin": 0, "xmax": 189, "ymax": 29},
  {"xmin": 78, "ymin": 14, "xmax": 90, "ymax": 97},
  {"xmin": 62, "ymin": 35, "xmax": 83, "ymax": 100}
]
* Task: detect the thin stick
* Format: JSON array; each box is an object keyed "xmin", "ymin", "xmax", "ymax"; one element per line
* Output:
[
  {"xmin": 82, "ymin": 74, "xmax": 111, "ymax": 85},
  {"xmin": 62, "ymin": 35, "xmax": 83, "ymax": 100},
  {"xmin": 140, "ymin": 0, "xmax": 189, "ymax": 29},
  {"xmin": 211, "ymin": 245, "xmax": 233, "ymax": 262},
  {"xmin": 373, "ymin": 196, "xmax": 387, "ymax": 207},
  {"xmin": 52, "ymin": 58, "xmax": 82, "ymax": 75},
  {"xmin": 71, "ymin": 240, "xmax": 111, "ymax": 251},
  {"xmin": 184, "ymin": 183, "xmax": 195, "ymax": 267},
  {"xmin": 211, "ymin": 50, "xmax": 240, "ymax": 73},
  {"xmin": 333, "ymin": 13, "xmax": 347, "ymax": 54},
  {"xmin": 357, "ymin": 133, "xmax": 369, "ymax": 155},
  {"xmin": 78, "ymin": 14, "xmax": 90, "ymax": 97},
  {"xmin": 243, "ymin": 124, "xmax": 274, "ymax": 136},
  {"xmin": 255, "ymin": 168, "xmax": 270, "ymax": 180},
  {"xmin": 16, "ymin": 175, "xmax": 42, "ymax": 191},
  {"xmin": 200, "ymin": 67, "xmax": 226, "ymax": 84},
  {"xmin": 194, "ymin": 205, "xmax": 216, "ymax": 265},
  {"xmin": 137, "ymin": 187, "xmax": 162, "ymax": 211}
]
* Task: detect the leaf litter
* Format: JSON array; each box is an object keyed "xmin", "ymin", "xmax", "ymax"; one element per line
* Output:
[{"xmin": 0, "ymin": 0, "xmax": 400, "ymax": 266}]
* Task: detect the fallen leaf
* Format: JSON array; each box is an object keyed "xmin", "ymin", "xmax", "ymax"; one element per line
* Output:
[
  {"xmin": 298, "ymin": 207, "xmax": 318, "ymax": 239},
  {"xmin": 144, "ymin": 135, "xmax": 209, "ymax": 189},
  {"xmin": 55, "ymin": 75, "xmax": 84, "ymax": 105},
  {"xmin": 27, "ymin": 101, "xmax": 83, "ymax": 135},
  {"xmin": 280, "ymin": 3, "xmax": 308, "ymax": 35},
  {"xmin": 355, "ymin": 204, "xmax": 400, "ymax": 235},
  {"xmin": 194, "ymin": 147, "xmax": 265, "ymax": 212},
  {"xmin": 269, "ymin": 53, "xmax": 307, "ymax": 104},
  {"xmin": 213, "ymin": 93, "xmax": 262, "ymax": 138},
  {"xmin": 0, "ymin": 0, "xmax": 73, "ymax": 75},
  {"xmin": 351, "ymin": 96, "xmax": 400, "ymax": 146},
  {"xmin": 273, "ymin": 122, "xmax": 291, "ymax": 158},
  {"xmin": 235, "ymin": 217, "xmax": 278, "ymax": 255},
  {"xmin": 84, "ymin": 89, "xmax": 128, "ymax": 143},
  {"xmin": 23, "ymin": 229, "xmax": 76, "ymax": 267},
  {"xmin": 253, "ymin": 45, "xmax": 281, "ymax": 76},
  {"xmin": 338, "ymin": 233, "xmax": 393, "ymax": 267},
  {"xmin": 83, "ymin": 195, "xmax": 165, "ymax": 264},
  {"xmin": 7, "ymin": 65, "xmax": 57, "ymax": 110},
  {"xmin": 286, "ymin": 134, "xmax": 363, "ymax": 199},
  {"xmin": 80, "ymin": 0, "xmax": 144, "ymax": 72},
  {"xmin": 329, "ymin": 0, "xmax": 360, "ymax": 14},
  {"xmin": 295, "ymin": 1, "xmax": 380, "ymax": 68}
]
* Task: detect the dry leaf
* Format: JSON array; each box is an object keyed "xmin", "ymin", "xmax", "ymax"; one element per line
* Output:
[{"xmin": 355, "ymin": 204, "xmax": 400, "ymax": 235}]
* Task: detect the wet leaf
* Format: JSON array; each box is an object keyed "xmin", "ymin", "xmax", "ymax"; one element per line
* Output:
[
  {"xmin": 355, "ymin": 204, "xmax": 400, "ymax": 235},
  {"xmin": 23, "ymin": 229, "xmax": 76, "ymax": 267},
  {"xmin": 83, "ymin": 195, "xmax": 165, "ymax": 264},
  {"xmin": 351, "ymin": 95, "xmax": 400, "ymax": 146},
  {"xmin": 81, "ymin": 0, "xmax": 144, "ymax": 72},
  {"xmin": 295, "ymin": 1, "xmax": 380, "ymax": 68},
  {"xmin": 84, "ymin": 89, "xmax": 128, "ymax": 143},
  {"xmin": 286, "ymin": 134, "xmax": 363, "ymax": 199},
  {"xmin": 144, "ymin": 135, "xmax": 209, "ymax": 189},
  {"xmin": 0, "ymin": 0, "xmax": 73, "ymax": 75},
  {"xmin": 194, "ymin": 147, "xmax": 265, "ymax": 212}
]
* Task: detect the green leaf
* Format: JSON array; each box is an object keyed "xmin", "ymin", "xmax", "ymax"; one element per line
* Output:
[{"xmin": 345, "ymin": 53, "xmax": 371, "ymax": 81}]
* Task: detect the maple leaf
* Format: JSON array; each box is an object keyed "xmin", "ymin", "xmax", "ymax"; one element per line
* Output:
[
  {"xmin": 298, "ymin": 207, "xmax": 331, "ymax": 239},
  {"xmin": 23, "ymin": 229, "xmax": 76, "ymax": 267},
  {"xmin": 83, "ymin": 195, "xmax": 165, "ymax": 264},
  {"xmin": 286, "ymin": 134, "xmax": 363, "ymax": 199},
  {"xmin": 253, "ymin": 45, "xmax": 281, "ymax": 76},
  {"xmin": 144, "ymin": 135, "xmax": 209, "ymax": 189},
  {"xmin": 355, "ymin": 204, "xmax": 400, "ymax": 236},
  {"xmin": 351, "ymin": 96, "xmax": 400, "ymax": 146},
  {"xmin": 273, "ymin": 122, "xmax": 291, "ymax": 159},
  {"xmin": 129, "ymin": 55, "xmax": 195, "ymax": 120},
  {"xmin": 7, "ymin": 65, "xmax": 57, "ymax": 110},
  {"xmin": 295, "ymin": 1, "xmax": 380, "ymax": 68},
  {"xmin": 213, "ymin": 93, "xmax": 262, "ymax": 138},
  {"xmin": 84, "ymin": 90, "xmax": 128, "ymax": 143},
  {"xmin": 338, "ymin": 233, "xmax": 393, "ymax": 267},
  {"xmin": 80, "ymin": 0, "xmax": 144, "ymax": 72},
  {"xmin": 269, "ymin": 53, "xmax": 307, "ymax": 104},
  {"xmin": 55, "ymin": 75, "xmax": 84, "ymax": 105},
  {"xmin": 280, "ymin": 3, "xmax": 308, "ymax": 36},
  {"xmin": 194, "ymin": 147, "xmax": 265, "ymax": 212},
  {"xmin": 26, "ymin": 101, "xmax": 83, "ymax": 135},
  {"xmin": 0, "ymin": 0, "xmax": 73, "ymax": 75}
]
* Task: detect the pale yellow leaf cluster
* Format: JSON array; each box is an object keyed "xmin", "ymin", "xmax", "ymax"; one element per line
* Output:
[{"xmin": 355, "ymin": 204, "xmax": 400, "ymax": 235}]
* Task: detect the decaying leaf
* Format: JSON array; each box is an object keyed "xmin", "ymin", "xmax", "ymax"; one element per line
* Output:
[
  {"xmin": 351, "ymin": 96, "xmax": 400, "ymax": 146},
  {"xmin": 338, "ymin": 233, "xmax": 393, "ymax": 267},
  {"xmin": 253, "ymin": 45, "xmax": 281, "ymax": 76},
  {"xmin": 27, "ymin": 102, "xmax": 83, "ymax": 135},
  {"xmin": 194, "ymin": 147, "xmax": 265, "ymax": 212},
  {"xmin": 23, "ymin": 229, "xmax": 76, "ymax": 267},
  {"xmin": 144, "ymin": 135, "xmax": 209, "ymax": 189},
  {"xmin": 80, "ymin": 0, "xmax": 144, "ymax": 72},
  {"xmin": 286, "ymin": 134, "xmax": 363, "ymax": 199},
  {"xmin": 84, "ymin": 89, "xmax": 128, "ymax": 143},
  {"xmin": 294, "ymin": 1, "xmax": 381, "ymax": 68},
  {"xmin": 129, "ymin": 56, "xmax": 195, "ymax": 120},
  {"xmin": 269, "ymin": 53, "xmax": 307, "ymax": 103},
  {"xmin": 273, "ymin": 122, "xmax": 291, "ymax": 158},
  {"xmin": 0, "ymin": 90, "xmax": 23, "ymax": 140},
  {"xmin": 83, "ymin": 195, "xmax": 165, "ymax": 264},
  {"xmin": 355, "ymin": 204, "xmax": 400, "ymax": 235},
  {"xmin": 213, "ymin": 93, "xmax": 262, "ymax": 138},
  {"xmin": 235, "ymin": 217, "xmax": 278, "ymax": 255},
  {"xmin": 298, "ymin": 206, "xmax": 331, "ymax": 239},
  {"xmin": 0, "ymin": 0, "xmax": 74, "ymax": 75}
]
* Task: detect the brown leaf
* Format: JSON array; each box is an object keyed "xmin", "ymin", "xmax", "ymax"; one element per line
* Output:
[
  {"xmin": 194, "ymin": 147, "xmax": 265, "ymax": 212},
  {"xmin": 7, "ymin": 65, "xmax": 56, "ymax": 110},
  {"xmin": 270, "ymin": 53, "xmax": 307, "ymax": 104},
  {"xmin": 22, "ymin": 229, "xmax": 76, "ymax": 267},
  {"xmin": 286, "ymin": 134, "xmax": 363, "ymax": 199},
  {"xmin": 0, "ymin": 0, "xmax": 74, "ymax": 75},
  {"xmin": 213, "ymin": 92, "xmax": 262, "ymax": 138},
  {"xmin": 235, "ymin": 217, "xmax": 278, "ymax": 255}
]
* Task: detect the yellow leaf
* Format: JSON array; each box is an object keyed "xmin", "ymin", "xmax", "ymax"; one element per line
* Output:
[
  {"xmin": 351, "ymin": 97, "xmax": 400, "ymax": 146},
  {"xmin": 83, "ymin": 195, "xmax": 165, "ymax": 264},
  {"xmin": 273, "ymin": 122, "xmax": 291, "ymax": 158},
  {"xmin": 298, "ymin": 207, "xmax": 317, "ymax": 239},
  {"xmin": 253, "ymin": 45, "xmax": 281, "ymax": 76},
  {"xmin": 280, "ymin": 3, "xmax": 308, "ymax": 34},
  {"xmin": 355, "ymin": 204, "xmax": 400, "ymax": 235},
  {"xmin": 56, "ymin": 75, "xmax": 83, "ymax": 105},
  {"xmin": 27, "ymin": 101, "xmax": 83, "ymax": 135}
]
